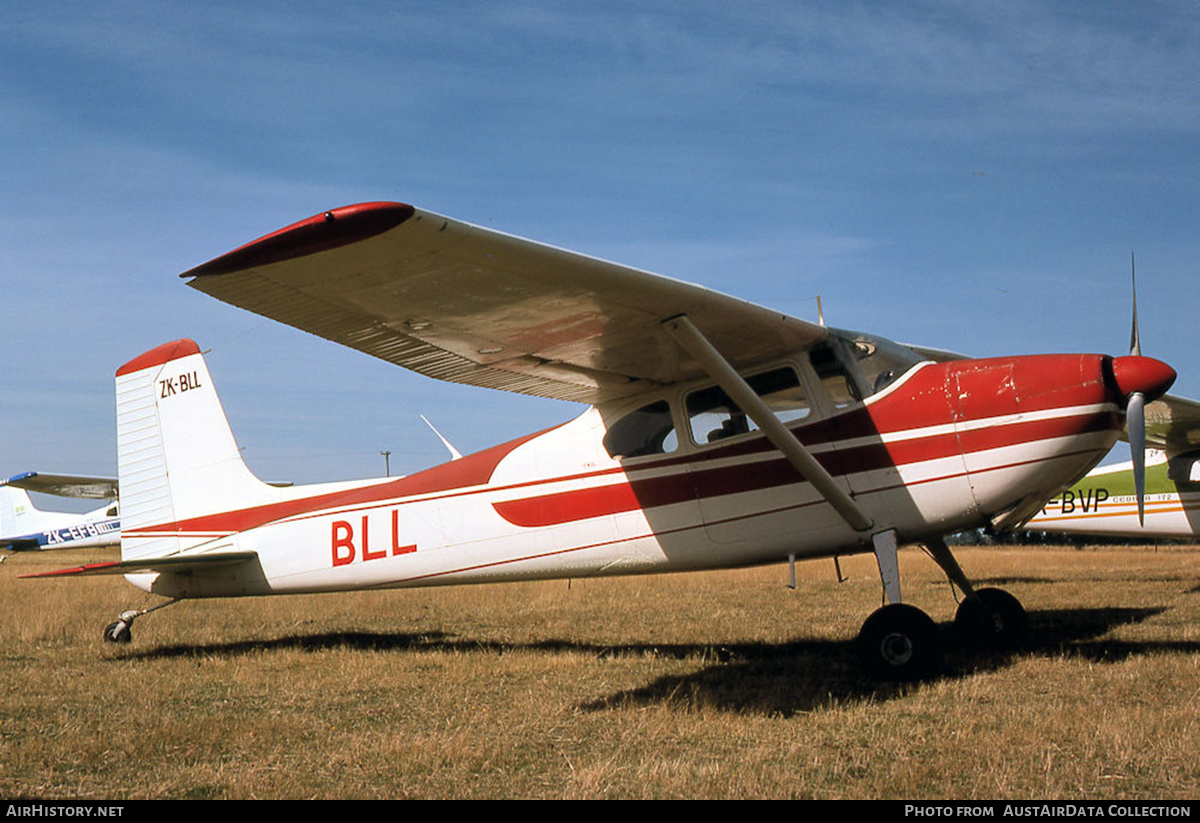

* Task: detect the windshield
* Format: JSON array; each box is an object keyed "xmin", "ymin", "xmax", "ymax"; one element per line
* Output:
[{"xmin": 813, "ymin": 329, "xmax": 926, "ymax": 401}]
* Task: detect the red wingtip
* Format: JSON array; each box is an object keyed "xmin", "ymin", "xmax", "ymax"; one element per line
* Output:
[{"xmin": 180, "ymin": 201, "xmax": 416, "ymax": 279}]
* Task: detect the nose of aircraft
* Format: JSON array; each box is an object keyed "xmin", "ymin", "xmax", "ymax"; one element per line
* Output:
[{"xmin": 1109, "ymin": 355, "xmax": 1176, "ymax": 405}]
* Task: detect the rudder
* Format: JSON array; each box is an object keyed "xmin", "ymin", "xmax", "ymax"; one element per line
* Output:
[{"xmin": 116, "ymin": 340, "xmax": 277, "ymax": 560}]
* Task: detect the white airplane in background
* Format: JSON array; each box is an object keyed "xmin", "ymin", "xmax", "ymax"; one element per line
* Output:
[
  {"xmin": 26, "ymin": 201, "xmax": 1186, "ymax": 680},
  {"xmin": 1, "ymin": 473, "xmax": 120, "ymax": 553},
  {"xmin": 1027, "ymin": 444, "xmax": 1200, "ymax": 540}
]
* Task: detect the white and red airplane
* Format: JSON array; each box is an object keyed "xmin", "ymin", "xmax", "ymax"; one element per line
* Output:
[{"xmin": 27, "ymin": 202, "xmax": 1182, "ymax": 679}]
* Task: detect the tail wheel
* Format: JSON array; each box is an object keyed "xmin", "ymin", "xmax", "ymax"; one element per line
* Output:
[
  {"xmin": 857, "ymin": 603, "xmax": 942, "ymax": 681},
  {"xmin": 954, "ymin": 587, "xmax": 1027, "ymax": 649},
  {"xmin": 103, "ymin": 620, "xmax": 132, "ymax": 644}
]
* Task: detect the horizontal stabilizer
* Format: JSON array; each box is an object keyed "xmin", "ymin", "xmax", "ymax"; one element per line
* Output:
[
  {"xmin": 21, "ymin": 551, "xmax": 259, "ymax": 579},
  {"xmin": 1, "ymin": 537, "xmax": 43, "ymax": 552}
]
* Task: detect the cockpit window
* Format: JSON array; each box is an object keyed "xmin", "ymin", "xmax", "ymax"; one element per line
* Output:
[
  {"xmin": 686, "ymin": 367, "xmax": 810, "ymax": 445},
  {"xmin": 603, "ymin": 400, "xmax": 678, "ymax": 459},
  {"xmin": 809, "ymin": 342, "xmax": 859, "ymax": 408},
  {"xmin": 809, "ymin": 330, "xmax": 923, "ymax": 406},
  {"xmin": 847, "ymin": 332, "xmax": 925, "ymax": 395}
]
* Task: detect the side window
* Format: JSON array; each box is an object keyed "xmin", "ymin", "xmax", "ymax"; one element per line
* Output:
[
  {"xmin": 603, "ymin": 400, "xmax": 678, "ymax": 459},
  {"xmin": 686, "ymin": 367, "xmax": 810, "ymax": 445}
]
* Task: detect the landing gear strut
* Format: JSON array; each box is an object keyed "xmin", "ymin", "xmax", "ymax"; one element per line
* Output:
[
  {"xmin": 857, "ymin": 530, "xmax": 944, "ymax": 680},
  {"xmin": 102, "ymin": 599, "xmax": 179, "ymax": 644},
  {"xmin": 923, "ymin": 536, "xmax": 1027, "ymax": 649},
  {"xmin": 856, "ymin": 532, "xmax": 1028, "ymax": 680}
]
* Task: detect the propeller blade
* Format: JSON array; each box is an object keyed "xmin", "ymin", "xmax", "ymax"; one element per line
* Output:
[
  {"xmin": 1128, "ymin": 390, "xmax": 1147, "ymax": 525},
  {"xmin": 1129, "ymin": 253, "xmax": 1141, "ymax": 357}
]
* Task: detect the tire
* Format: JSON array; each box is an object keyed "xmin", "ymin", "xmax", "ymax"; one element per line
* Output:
[
  {"xmin": 857, "ymin": 603, "xmax": 942, "ymax": 681},
  {"xmin": 954, "ymin": 587, "xmax": 1027, "ymax": 649},
  {"xmin": 103, "ymin": 620, "xmax": 132, "ymax": 644}
]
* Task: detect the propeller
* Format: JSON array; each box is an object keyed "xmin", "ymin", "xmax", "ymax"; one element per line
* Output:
[
  {"xmin": 1129, "ymin": 255, "xmax": 1146, "ymax": 524},
  {"xmin": 1110, "ymin": 254, "xmax": 1174, "ymax": 526},
  {"xmin": 1129, "ymin": 253, "xmax": 1140, "ymax": 357},
  {"xmin": 1128, "ymin": 389, "xmax": 1147, "ymax": 524}
]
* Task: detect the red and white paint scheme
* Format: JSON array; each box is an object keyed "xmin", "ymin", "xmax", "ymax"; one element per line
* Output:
[{"xmin": 29, "ymin": 202, "xmax": 1180, "ymax": 679}]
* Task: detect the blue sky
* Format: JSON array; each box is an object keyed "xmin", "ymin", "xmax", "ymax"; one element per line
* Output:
[{"xmin": 3, "ymin": 1, "xmax": 1198, "ymax": 507}]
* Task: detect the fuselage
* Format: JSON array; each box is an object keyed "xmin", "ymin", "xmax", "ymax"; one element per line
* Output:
[
  {"xmin": 124, "ymin": 348, "xmax": 1127, "ymax": 598},
  {"xmin": 1, "ymin": 504, "xmax": 119, "ymax": 552}
]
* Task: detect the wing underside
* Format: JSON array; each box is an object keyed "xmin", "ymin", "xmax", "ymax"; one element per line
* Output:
[
  {"xmin": 3, "ymin": 472, "xmax": 118, "ymax": 500},
  {"xmin": 1143, "ymin": 393, "xmax": 1200, "ymax": 456},
  {"xmin": 182, "ymin": 202, "xmax": 827, "ymax": 404}
]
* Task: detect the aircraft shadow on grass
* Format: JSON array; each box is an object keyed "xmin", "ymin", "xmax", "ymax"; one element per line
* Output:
[{"xmin": 107, "ymin": 604, "xmax": 1192, "ymax": 716}]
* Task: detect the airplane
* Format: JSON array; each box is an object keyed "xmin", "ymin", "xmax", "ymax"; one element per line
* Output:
[
  {"xmin": 1025, "ymin": 444, "xmax": 1200, "ymax": 540},
  {"xmin": 1, "ymin": 472, "xmax": 120, "ymax": 553},
  {"xmin": 24, "ymin": 201, "xmax": 1182, "ymax": 680}
]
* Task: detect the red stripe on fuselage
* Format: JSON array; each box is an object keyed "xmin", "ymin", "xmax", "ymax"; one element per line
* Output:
[
  {"xmin": 492, "ymin": 407, "xmax": 1117, "ymax": 527},
  {"xmin": 490, "ymin": 354, "xmax": 1117, "ymax": 529},
  {"xmin": 134, "ymin": 428, "xmax": 550, "ymax": 537}
]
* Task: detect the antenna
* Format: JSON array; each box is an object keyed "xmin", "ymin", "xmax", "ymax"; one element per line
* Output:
[{"xmin": 421, "ymin": 415, "xmax": 463, "ymax": 461}]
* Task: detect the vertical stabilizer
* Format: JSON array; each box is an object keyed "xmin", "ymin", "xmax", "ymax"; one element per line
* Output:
[
  {"xmin": 115, "ymin": 340, "xmax": 277, "ymax": 560},
  {"xmin": 0, "ymin": 485, "xmax": 38, "ymax": 539}
]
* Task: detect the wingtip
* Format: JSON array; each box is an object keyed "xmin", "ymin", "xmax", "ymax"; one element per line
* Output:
[{"xmin": 180, "ymin": 201, "xmax": 416, "ymax": 280}]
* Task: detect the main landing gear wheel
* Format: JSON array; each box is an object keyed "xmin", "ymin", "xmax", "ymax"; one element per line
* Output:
[
  {"xmin": 954, "ymin": 587, "xmax": 1027, "ymax": 649},
  {"xmin": 857, "ymin": 603, "xmax": 942, "ymax": 681}
]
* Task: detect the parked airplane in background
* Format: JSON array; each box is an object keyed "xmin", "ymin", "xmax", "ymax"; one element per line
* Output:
[
  {"xmin": 1028, "ymin": 445, "xmax": 1200, "ymax": 540},
  {"xmin": 26, "ymin": 201, "xmax": 1183, "ymax": 680},
  {"xmin": 1, "ymin": 473, "xmax": 119, "ymax": 553}
]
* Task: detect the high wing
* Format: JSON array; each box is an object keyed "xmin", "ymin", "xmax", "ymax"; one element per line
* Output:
[
  {"xmin": 182, "ymin": 202, "xmax": 828, "ymax": 404},
  {"xmin": 1143, "ymin": 393, "xmax": 1200, "ymax": 457},
  {"xmin": 2, "ymin": 472, "xmax": 118, "ymax": 500}
]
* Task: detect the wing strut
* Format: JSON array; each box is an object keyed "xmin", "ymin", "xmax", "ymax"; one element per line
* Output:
[{"xmin": 661, "ymin": 315, "xmax": 874, "ymax": 533}]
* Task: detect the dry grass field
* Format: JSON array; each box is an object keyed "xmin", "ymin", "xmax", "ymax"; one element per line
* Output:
[{"xmin": 2, "ymin": 544, "xmax": 1199, "ymax": 799}]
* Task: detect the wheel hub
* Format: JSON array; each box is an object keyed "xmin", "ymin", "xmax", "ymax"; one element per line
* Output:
[{"xmin": 880, "ymin": 632, "xmax": 914, "ymax": 665}]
